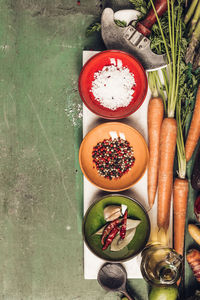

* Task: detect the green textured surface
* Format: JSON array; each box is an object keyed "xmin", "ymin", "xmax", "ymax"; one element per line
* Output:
[{"xmin": 0, "ymin": 0, "xmax": 198, "ymax": 299}]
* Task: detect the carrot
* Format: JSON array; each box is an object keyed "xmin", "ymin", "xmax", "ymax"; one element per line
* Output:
[
  {"xmin": 186, "ymin": 249, "xmax": 200, "ymax": 283},
  {"xmin": 149, "ymin": 0, "xmax": 182, "ymax": 233},
  {"xmin": 185, "ymin": 84, "xmax": 200, "ymax": 162},
  {"xmin": 157, "ymin": 117, "xmax": 177, "ymax": 231},
  {"xmin": 173, "ymin": 178, "xmax": 189, "ymax": 256},
  {"xmin": 148, "ymin": 97, "xmax": 164, "ymax": 209}
]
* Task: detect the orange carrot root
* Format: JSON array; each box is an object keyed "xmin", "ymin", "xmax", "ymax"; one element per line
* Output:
[
  {"xmin": 148, "ymin": 97, "xmax": 164, "ymax": 209},
  {"xmin": 157, "ymin": 118, "xmax": 177, "ymax": 231},
  {"xmin": 185, "ymin": 84, "xmax": 200, "ymax": 162},
  {"xmin": 173, "ymin": 177, "xmax": 189, "ymax": 256}
]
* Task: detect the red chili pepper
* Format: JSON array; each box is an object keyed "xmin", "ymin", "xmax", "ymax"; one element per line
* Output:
[
  {"xmin": 120, "ymin": 210, "xmax": 128, "ymax": 239},
  {"xmin": 101, "ymin": 218, "xmax": 121, "ymax": 245},
  {"xmin": 102, "ymin": 227, "xmax": 120, "ymax": 250}
]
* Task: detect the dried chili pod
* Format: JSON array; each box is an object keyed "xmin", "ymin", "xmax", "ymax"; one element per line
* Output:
[
  {"xmin": 101, "ymin": 218, "xmax": 121, "ymax": 245},
  {"xmin": 102, "ymin": 226, "xmax": 120, "ymax": 250}
]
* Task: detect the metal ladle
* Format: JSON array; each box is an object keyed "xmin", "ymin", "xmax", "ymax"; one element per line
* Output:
[{"xmin": 97, "ymin": 263, "xmax": 135, "ymax": 300}]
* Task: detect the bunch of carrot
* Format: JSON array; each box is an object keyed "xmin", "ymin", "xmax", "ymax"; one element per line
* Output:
[
  {"xmin": 148, "ymin": 0, "xmax": 200, "ymax": 258},
  {"xmin": 148, "ymin": 0, "xmax": 182, "ymax": 236}
]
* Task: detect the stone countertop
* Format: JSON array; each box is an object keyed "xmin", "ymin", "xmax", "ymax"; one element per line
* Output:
[{"xmin": 0, "ymin": 0, "xmax": 198, "ymax": 299}]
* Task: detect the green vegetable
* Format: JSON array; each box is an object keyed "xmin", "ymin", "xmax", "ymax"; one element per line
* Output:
[
  {"xmin": 129, "ymin": 0, "xmax": 150, "ymax": 15},
  {"xmin": 184, "ymin": 0, "xmax": 199, "ymax": 25},
  {"xmin": 149, "ymin": 285, "xmax": 178, "ymax": 300},
  {"xmin": 176, "ymin": 63, "xmax": 199, "ymax": 176},
  {"xmin": 85, "ymin": 19, "xmax": 127, "ymax": 36},
  {"xmin": 86, "ymin": 22, "xmax": 101, "ymax": 36},
  {"xmin": 149, "ymin": 0, "xmax": 199, "ymax": 180},
  {"xmin": 148, "ymin": 70, "xmax": 166, "ymax": 111},
  {"xmin": 189, "ymin": 0, "xmax": 200, "ymax": 35},
  {"xmin": 185, "ymin": 0, "xmax": 200, "ymax": 66},
  {"xmin": 149, "ymin": 0, "xmax": 184, "ymax": 118},
  {"xmin": 114, "ymin": 19, "xmax": 127, "ymax": 27},
  {"xmin": 185, "ymin": 18, "xmax": 200, "ymax": 64}
]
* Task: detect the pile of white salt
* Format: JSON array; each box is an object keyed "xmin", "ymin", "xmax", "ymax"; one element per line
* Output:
[{"xmin": 91, "ymin": 60, "xmax": 136, "ymax": 110}]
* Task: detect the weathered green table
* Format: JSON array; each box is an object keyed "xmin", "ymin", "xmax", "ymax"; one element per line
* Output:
[{"xmin": 0, "ymin": 0, "xmax": 199, "ymax": 299}]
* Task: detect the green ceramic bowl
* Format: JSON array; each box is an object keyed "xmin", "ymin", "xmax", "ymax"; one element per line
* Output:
[{"xmin": 83, "ymin": 194, "xmax": 150, "ymax": 262}]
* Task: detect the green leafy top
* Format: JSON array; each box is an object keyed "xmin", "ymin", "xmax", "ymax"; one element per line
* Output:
[
  {"xmin": 146, "ymin": 0, "xmax": 200, "ymax": 177},
  {"xmin": 128, "ymin": 0, "xmax": 151, "ymax": 15},
  {"xmin": 86, "ymin": 22, "xmax": 101, "ymax": 37}
]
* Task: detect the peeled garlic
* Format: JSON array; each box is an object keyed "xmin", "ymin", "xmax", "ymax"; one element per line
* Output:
[
  {"xmin": 103, "ymin": 205, "xmax": 121, "ymax": 221},
  {"xmin": 121, "ymin": 204, "xmax": 127, "ymax": 215}
]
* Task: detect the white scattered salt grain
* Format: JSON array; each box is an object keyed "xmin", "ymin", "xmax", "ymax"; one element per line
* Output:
[
  {"xmin": 91, "ymin": 59, "xmax": 136, "ymax": 111},
  {"xmin": 117, "ymin": 59, "xmax": 123, "ymax": 68},
  {"xmin": 119, "ymin": 132, "xmax": 126, "ymax": 140},
  {"xmin": 110, "ymin": 58, "xmax": 116, "ymax": 65},
  {"xmin": 109, "ymin": 131, "xmax": 119, "ymax": 140},
  {"xmin": 64, "ymin": 103, "xmax": 83, "ymax": 127},
  {"xmin": 109, "ymin": 131, "xmax": 126, "ymax": 141}
]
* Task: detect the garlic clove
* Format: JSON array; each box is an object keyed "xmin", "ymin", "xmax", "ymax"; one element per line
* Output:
[
  {"xmin": 121, "ymin": 204, "xmax": 127, "ymax": 215},
  {"xmin": 103, "ymin": 205, "xmax": 121, "ymax": 221}
]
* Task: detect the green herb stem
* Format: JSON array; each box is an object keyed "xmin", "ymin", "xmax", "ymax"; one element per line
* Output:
[
  {"xmin": 189, "ymin": 0, "xmax": 200, "ymax": 35},
  {"xmin": 176, "ymin": 92, "xmax": 186, "ymax": 179},
  {"xmin": 176, "ymin": 20, "xmax": 186, "ymax": 179},
  {"xmin": 148, "ymin": 71, "xmax": 159, "ymax": 97},
  {"xmin": 161, "ymin": 68, "xmax": 169, "ymax": 96},
  {"xmin": 184, "ymin": 0, "xmax": 199, "ymax": 25},
  {"xmin": 174, "ymin": 20, "xmax": 182, "ymax": 110},
  {"xmin": 148, "ymin": 71, "xmax": 166, "ymax": 110},
  {"xmin": 156, "ymin": 73, "xmax": 167, "ymax": 110},
  {"xmin": 193, "ymin": 16, "xmax": 200, "ymax": 36},
  {"xmin": 149, "ymin": 0, "xmax": 172, "ymax": 76},
  {"xmin": 185, "ymin": 18, "xmax": 200, "ymax": 64},
  {"xmin": 149, "ymin": 0, "xmax": 187, "ymax": 178}
]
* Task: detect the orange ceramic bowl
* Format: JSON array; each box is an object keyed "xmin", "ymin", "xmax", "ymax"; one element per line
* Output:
[{"xmin": 79, "ymin": 122, "xmax": 149, "ymax": 191}]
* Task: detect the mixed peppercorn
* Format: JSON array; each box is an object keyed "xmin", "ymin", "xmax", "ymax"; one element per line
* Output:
[{"xmin": 92, "ymin": 137, "xmax": 135, "ymax": 180}]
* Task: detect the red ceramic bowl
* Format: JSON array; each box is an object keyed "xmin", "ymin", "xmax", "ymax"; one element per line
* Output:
[{"xmin": 78, "ymin": 50, "xmax": 148, "ymax": 119}]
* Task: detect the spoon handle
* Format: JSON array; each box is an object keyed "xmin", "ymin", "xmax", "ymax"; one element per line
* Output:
[{"xmin": 123, "ymin": 290, "xmax": 135, "ymax": 300}]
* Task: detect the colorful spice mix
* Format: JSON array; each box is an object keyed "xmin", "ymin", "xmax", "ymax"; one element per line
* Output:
[{"xmin": 92, "ymin": 137, "xmax": 135, "ymax": 180}]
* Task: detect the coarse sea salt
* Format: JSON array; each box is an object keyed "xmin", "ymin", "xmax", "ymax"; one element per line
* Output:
[
  {"xmin": 91, "ymin": 60, "xmax": 136, "ymax": 111},
  {"xmin": 109, "ymin": 131, "xmax": 126, "ymax": 141}
]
